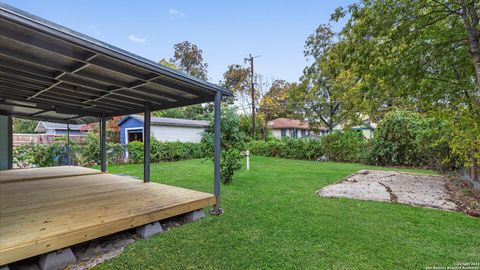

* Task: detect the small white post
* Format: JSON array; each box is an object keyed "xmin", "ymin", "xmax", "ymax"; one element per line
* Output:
[{"xmin": 246, "ymin": 149, "xmax": 250, "ymax": 171}]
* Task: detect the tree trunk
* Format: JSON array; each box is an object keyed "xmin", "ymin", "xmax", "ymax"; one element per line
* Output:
[
  {"xmin": 471, "ymin": 154, "xmax": 478, "ymax": 181},
  {"xmin": 460, "ymin": 1, "xmax": 480, "ymax": 103}
]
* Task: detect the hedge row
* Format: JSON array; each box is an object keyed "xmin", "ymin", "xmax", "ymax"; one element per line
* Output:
[
  {"xmin": 249, "ymin": 111, "xmax": 456, "ymax": 170},
  {"xmin": 127, "ymin": 140, "xmax": 206, "ymax": 163},
  {"xmin": 249, "ymin": 131, "xmax": 366, "ymax": 163},
  {"xmin": 13, "ymin": 133, "xmax": 207, "ymax": 168}
]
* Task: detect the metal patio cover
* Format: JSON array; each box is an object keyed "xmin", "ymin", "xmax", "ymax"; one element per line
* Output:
[{"xmin": 0, "ymin": 3, "xmax": 232, "ymax": 124}]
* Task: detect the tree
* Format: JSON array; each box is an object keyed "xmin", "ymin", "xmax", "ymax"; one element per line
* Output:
[
  {"xmin": 170, "ymin": 41, "xmax": 208, "ymax": 80},
  {"xmin": 259, "ymin": 79, "xmax": 290, "ymax": 139},
  {"xmin": 330, "ymin": 0, "xmax": 479, "ymax": 178},
  {"xmin": 157, "ymin": 57, "xmax": 211, "ymax": 120},
  {"xmin": 13, "ymin": 118, "xmax": 38, "ymax": 133},
  {"xmin": 221, "ymin": 64, "xmax": 269, "ymax": 117},
  {"xmin": 152, "ymin": 104, "xmax": 210, "ymax": 120},
  {"xmin": 221, "ymin": 64, "xmax": 251, "ymax": 113},
  {"xmin": 288, "ymin": 24, "xmax": 347, "ymax": 132}
]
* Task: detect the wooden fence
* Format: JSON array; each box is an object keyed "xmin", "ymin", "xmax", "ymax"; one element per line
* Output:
[{"xmin": 13, "ymin": 134, "xmax": 87, "ymax": 146}]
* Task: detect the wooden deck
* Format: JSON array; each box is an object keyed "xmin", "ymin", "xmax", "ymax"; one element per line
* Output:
[
  {"xmin": 0, "ymin": 166, "xmax": 103, "ymax": 183},
  {"xmin": 0, "ymin": 167, "xmax": 216, "ymax": 265}
]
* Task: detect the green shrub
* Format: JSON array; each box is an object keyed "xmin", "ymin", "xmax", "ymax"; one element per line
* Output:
[
  {"xmin": 107, "ymin": 142, "xmax": 125, "ymax": 164},
  {"xmin": 79, "ymin": 132, "xmax": 124, "ymax": 165},
  {"xmin": 127, "ymin": 140, "xmax": 206, "ymax": 164},
  {"xmin": 367, "ymin": 111, "xmax": 454, "ymax": 169},
  {"xmin": 220, "ymin": 148, "xmax": 242, "ymax": 184},
  {"xmin": 249, "ymin": 139, "xmax": 324, "ymax": 160},
  {"xmin": 127, "ymin": 141, "xmax": 144, "ymax": 163},
  {"xmin": 321, "ymin": 131, "xmax": 365, "ymax": 162},
  {"xmin": 80, "ymin": 132, "xmax": 100, "ymax": 165},
  {"xmin": 13, "ymin": 139, "xmax": 79, "ymax": 167},
  {"xmin": 202, "ymin": 106, "xmax": 245, "ymax": 184}
]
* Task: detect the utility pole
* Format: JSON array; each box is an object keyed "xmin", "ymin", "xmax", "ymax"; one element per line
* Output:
[{"xmin": 244, "ymin": 54, "xmax": 259, "ymax": 139}]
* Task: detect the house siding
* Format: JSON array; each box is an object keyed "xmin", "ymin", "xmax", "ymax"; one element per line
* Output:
[
  {"xmin": 118, "ymin": 116, "xmax": 207, "ymax": 144},
  {"xmin": 151, "ymin": 125, "xmax": 205, "ymax": 143},
  {"xmin": 272, "ymin": 128, "xmax": 309, "ymax": 139}
]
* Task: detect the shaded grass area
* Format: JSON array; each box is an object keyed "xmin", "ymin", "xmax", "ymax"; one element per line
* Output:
[{"xmin": 95, "ymin": 156, "xmax": 479, "ymax": 269}]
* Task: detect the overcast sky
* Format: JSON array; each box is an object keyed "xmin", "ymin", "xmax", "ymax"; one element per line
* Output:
[{"xmin": 3, "ymin": 0, "xmax": 355, "ymax": 84}]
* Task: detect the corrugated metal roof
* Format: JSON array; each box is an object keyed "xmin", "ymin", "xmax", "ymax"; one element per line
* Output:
[
  {"xmin": 0, "ymin": 3, "xmax": 232, "ymax": 124},
  {"xmin": 119, "ymin": 115, "xmax": 209, "ymax": 128}
]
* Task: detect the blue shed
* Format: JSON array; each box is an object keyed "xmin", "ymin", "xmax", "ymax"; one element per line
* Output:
[{"xmin": 118, "ymin": 115, "xmax": 209, "ymax": 145}]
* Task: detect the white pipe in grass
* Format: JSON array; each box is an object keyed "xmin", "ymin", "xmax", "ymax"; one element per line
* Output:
[{"xmin": 246, "ymin": 149, "xmax": 250, "ymax": 171}]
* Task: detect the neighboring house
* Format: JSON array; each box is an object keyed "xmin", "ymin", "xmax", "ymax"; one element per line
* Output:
[
  {"xmin": 117, "ymin": 115, "xmax": 209, "ymax": 144},
  {"xmin": 268, "ymin": 118, "xmax": 326, "ymax": 139},
  {"xmin": 333, "ymin": 121, "xmax": 377, "ymax": 139},
  {"xmin": 34, "ymin": 121, "xmax": 88, "ymax": 135},
  {"xmin": 351, "ymin": 123, "xmax": 377, "ymax": 139}
]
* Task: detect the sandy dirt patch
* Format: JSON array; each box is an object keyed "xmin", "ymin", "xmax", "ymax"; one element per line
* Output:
[{"xmin": 317, "ymin": 170, "xmax": 458, "ymax": 211}]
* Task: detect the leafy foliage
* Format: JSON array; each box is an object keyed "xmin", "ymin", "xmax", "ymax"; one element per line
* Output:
[
  {"xmin": 367, "ymin": 111, "xmax": 455, "ymax": 169},
  {"xmin": 320, "ymin": 131, "xmax": 366, "ymax": 163},
  {"xmin": 249, "ymin": 139, "xmax": 324, "ymax": 160},
  {"xmin": 153, "ymin": 104, "xmax": 211, "ymax": 120},
  {"xmin": 220, "ymin": 148, "xmax": 242, "ymax": 184},
  {"xmin": 202, "ymin": 106, "xmax": 245, "ymax": 184},
  {"xmin": 249, "ymin": 131, "xmax": 365, "ymax": 163},
  {"xmin": 170, "ymin": 41, "xmax": 208, "ymax": 80},
  {"xmin": 126, "ymin": 140, "xmax": 205, "ymax": 164},
  {"xmin": 287, "ymin": 24, "xmax": 347, "ymax": 131},
  {"xmin": 328, "ymin": 0, "xmax": 479, "ymax": 177},
  {"xmin": 13, "ymin": 137, "xmax": 79, "ymax": 168},
  {"xmin": 12, "ymin": 118, "xmax": 38, "ymax": 133}
]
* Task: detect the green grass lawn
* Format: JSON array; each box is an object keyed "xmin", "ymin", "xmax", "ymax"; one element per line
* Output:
[{"xmin": 94, "ymin": 156, "xmax": 479, "ymax": 270}]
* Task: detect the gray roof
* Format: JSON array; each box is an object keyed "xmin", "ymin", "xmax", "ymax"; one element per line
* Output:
[
  {"xmin": 0, "ymin": 3, "xmax": 232, "ymax": 124},
  {"xmin": 35, "ymin": 121, "xmax": 85, "ymax": 133},
  {"xmin": 120, "ymin": 115, "xmax": 209, "ymax": 128}
]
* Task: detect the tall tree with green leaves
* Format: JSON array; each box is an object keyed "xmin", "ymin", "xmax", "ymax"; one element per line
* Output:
[
  {"xmin": 288, "ymin": 24, "xmax": 348, "ymax": 131},
  {"xmin": 157, "ymin": 57, "xmax": 210, "ymax": 119},
  {"xmin": 170, "ymin": 41, "xmax": 208, "ymax": 80},
  {"xmin": 221, "ymin": 64, "xmax": 268, "ymax": 116},
  {"xmin": 330, "ymin": 0, "xmax": 479, "ymax": 178},
  {"xmin": 259, "ymin": 79, "xmax": 290, "ymax": 138}
]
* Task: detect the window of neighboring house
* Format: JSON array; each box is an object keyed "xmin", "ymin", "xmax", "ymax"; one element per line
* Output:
[
  {"xmin": 301, "ymin": 129, "xmax": 306, "ymax": 137},
  {"xmin": 291, "ymin": 129, "xmax": 297, "ymax": 138},
  {"xmin": 280, "ymin": 128, "xmax": 286, "ymax": 137},
  {"xmin": 128, "ymin": 130, "xmax": 143, "ymax": 143}
]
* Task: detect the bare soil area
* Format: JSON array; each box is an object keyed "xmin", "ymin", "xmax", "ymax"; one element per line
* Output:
[{"xmin": 317, "ymin": 170, "xmax": 458, "ymax": 211}]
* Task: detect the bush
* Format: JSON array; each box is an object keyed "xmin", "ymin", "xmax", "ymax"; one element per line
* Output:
[
  {"xmin": 249, "ymin": 139, "xmax": 324, "ymax": 160},
  {"xmin": 220, "ymin": 148, "xmax": 242, "ymax": 184},
  {"xmin": 13, "ymin": 138, "xmax": 79, "ymax": 168},
  {"xmin": 366, "ymin": 111, "xmax": 454, "ymax": 169},
  {"xmin": 249, "ymin": 132, "xmax": 365, "ymax": 162},
  {"xmin": 321, "ymin": 131, "xmax": 365, "ymax": 162},
  {"xmin": 202, "ymin": 106, "xmax": 245, "ymax": 184},
  {"xmin": 80, "ymin": 132, "xmax": 100, "ymax": 165},
  {"xmin": 127, "ymin": 140, "xmax": 206, "ymax": 164},
  {"xmin": 127, "ymin": 141, "xmax": 144, "ymax": 163},
  {"xmin": 79, "ymin": 132, "xmax": 124, "ymax": 165}
]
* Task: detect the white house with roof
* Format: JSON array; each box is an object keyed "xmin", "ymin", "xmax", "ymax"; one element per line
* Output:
[
  {"xmin": 268, "ymin": 118, "xmax": 327, "ymax": 139},
  {"xmin": 34, "ymin": 121, "xmax": 88, "ymax": 135},
  {"xmin": 117, "ymin": 115, "xmax": 209, "ymax": 144}
]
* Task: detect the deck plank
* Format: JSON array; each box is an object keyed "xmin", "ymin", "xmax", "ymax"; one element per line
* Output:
[
  {"xmin": 0, "ymin": 168, "xmax": 216, "ymax": 265},
  {"xmin": 0, "ymin": 166, "xmax": 102, "ymax": 183}
]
